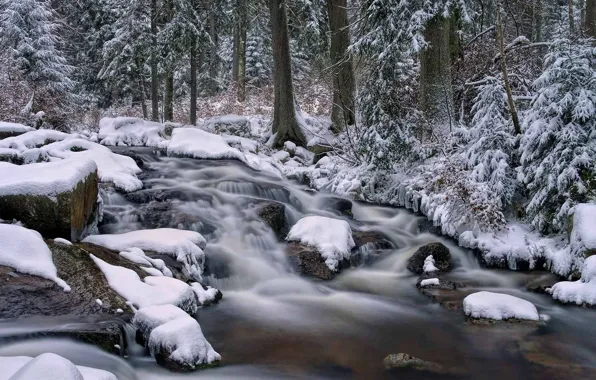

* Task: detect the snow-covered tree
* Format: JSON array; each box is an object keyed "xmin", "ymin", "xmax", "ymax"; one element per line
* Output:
[
  {"xmin": 520, "ymin": 38, "xmax": 596, "ymax": 234},
  {"xmin": 0, "ymin": 0, "xmax": 74, "ymax": 100}
]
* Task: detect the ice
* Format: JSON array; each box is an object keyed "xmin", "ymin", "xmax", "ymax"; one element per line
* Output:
[
  {"xmin": 419, "ymin": 278, "xmax": 440, "ymax": 287},
  {"xmin": 90, "ymin": 255, "xmax": 198, "ymax": 313},
  {"xmin": 287, "ymin": 216, "xmax": 355, "ymax": 271},
  {"xmin": 549, "ymin": 256, "xmax": 596, "ymax": 306},
  {"xmin": 84, "ymin": 229, "xmax": 205, "ymax": 281},
  {"xmin": 190, "ymin": 283, "xmax": 220, "ymax": 305},
  {"xmin": 0, "ymin": 224, "xmax": 70, "ymax": 291},
  {"xmin": 54, "ymin": 238, "xmax": 73, "ymax": 246},
  {"xmin": 0, "ymin": 159, "xmax": 96, "ymax": 197},
  {"xmin": 0, "ymin": 353, "xmax": 117, "ymax": 380},
  {"xmin": 148, "ymin": 315, "xmax": 221, "ymax": 368},
  {"xmin": 463, "ymin": 291, "xmax": 540, "ymax": 321},
  {"xmin": 0, "ymin": 121, "xmax": 34, "ymax": 134},
  {"xmin": 98, "ymin": 117, "xmax": 170, "ymax": 148},
  {"xmin": 167, "ymin": 127, "xmax": 247, "ymax": 163},
  {"xmin": 423, "ymin": 255, "xmax": 438, "ymax": 273}
]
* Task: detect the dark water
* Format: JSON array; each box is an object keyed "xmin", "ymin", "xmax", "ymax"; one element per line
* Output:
[{"xmin": 2, "ymin": 147, "xmax": 595, "ymax": 379}]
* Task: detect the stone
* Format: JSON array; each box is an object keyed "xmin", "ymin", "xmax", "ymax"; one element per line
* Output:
[
  {"xmin": 406, "ymin": 242, "xmax": 451, "ymax": 274},
  {"xmin": 383, "ymin": 353, "xmax": 445, "ymax": 373},
  {"xmin": 256, "ymin": 201, "xmax": 287, "ymax": 238},
  {"xmin": 350, "ymin": 230, "xmax": 395, "ymax": 267},
  {"xmin": 0, "ymin": 170, "xmax": 99, "ymax": 241},
  {"xmin": 286, "ymin": 242, "xmax": 349, "ymax": 280},
  {"xmin": 323, "ymin": 196, "xmax": 353, "ymax": 217},
  {"xmin": 308, "ymin": 144, "xmax": 333, "ymax": 164}
]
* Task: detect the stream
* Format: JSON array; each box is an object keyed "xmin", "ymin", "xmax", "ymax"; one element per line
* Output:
[{"xmin": 2, "ymin": 147, "xmax": 596, "ymax": 379}]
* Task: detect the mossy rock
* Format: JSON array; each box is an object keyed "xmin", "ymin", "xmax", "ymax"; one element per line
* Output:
[{"xmin": 0, "ymin": 170, "xmax": 99, "ymax": 241}]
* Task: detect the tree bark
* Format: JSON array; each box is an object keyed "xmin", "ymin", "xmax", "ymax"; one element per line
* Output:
[
  {"xmin": 534, "ymin": 0, "xmax": 543, "ymax": 41},
  {"xmin": 164, "ymin": 72, "xmax": 174, "ymax": 121},
  {"xmin": 209, "ymin": 9, "xmax": 218, "ymax": 94},
  {"xmin": 190, "ymin": 35, "xmax": 197, "ymax": 125},
  {"xmin": 497, "ymin": 6, "xmax": 521, "ymax": 136},
  {"xmin": 268, "ymin": 0, "xmax": 307, "ymax": 147},
  {"xmin": 585, "ymin": 0, "xmax": 596, "ymax": 38},
  {"xmin": 150, "ymin": 0, "xmax": 159, "ymax": 121},
  {"xmin": 419, "ymin": 15, "xmax": 455, "ymax": 137},
  {"xmin": 237, "ymin": 0, "xmax": 247, "ymax": 102},
  {"xmin": 327, "ymin": 0, "xmax": 355, "ymax": 133},
  {"xmin": 570, "ymin": 0, "xmax": 576, "ymax": 34}
]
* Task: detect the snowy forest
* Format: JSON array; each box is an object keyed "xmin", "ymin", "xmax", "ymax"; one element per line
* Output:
[{"xmin": 1, "ymin": 0, "xmax": 596, "ymax": 379}]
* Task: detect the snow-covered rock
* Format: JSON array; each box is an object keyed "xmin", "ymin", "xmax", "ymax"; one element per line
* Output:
[
  {"xmin": 419, "ymin": 278, "xmax": 440, "ymax": 287},
  {"xmin": 549, "ymin": 255, "xmax": 596, "ymax": 306},
  {"xmin": 569, "ymin": 204, "xmax": 596, "ymax": 258},
  {"xmin": 190, "ymin": 283, "xmax": 222, "ymax": 306},
  {"xmin": 463, "ymin": 291, "xmax": 540, "ymax": 321},
  {"xmin": 0, "ymin": 224, "xmax": 70, "ymax": 291},
  {"xmin": 98, "ymin": 117, "xmax": 170, "ymax": 148},
  {"xmin": 83, "ymin": 228, "xmax": 206, "ymax": 281},
  {"xmin": 287, "ymin": 215, "xmax": 355, "ymax": 271},
  {"xmin": 133, "ymin": 304, "xmax": 190, "ymax": 342},
  {"xmin": 202, "ymin": 114, "xmax": 251, "ymax": 137},
  {"xmin": 90, "ymin": 255, "xmax": 198, "ymax": 313},
  {"xmin": 423, "ymin": 255, "xmax": 439, "ymax": 273},
  {"xmin": 0, "ymin": 121, "xmax": 34, "ymax": 139},
  {"xmin": 406, "ymin": 242, "xmax": 451, "ymax": 274},
  {"xmin": 167, "ymin": 127, "xmax": 247, "ymax": 163},
  {"xmin": 119, "ymin": 247, "xmax": 173, "ymax": 277},
  {"xmin": 54, "ymin": 238, "xmax": 73, "ymax": 246},
  {"xmin": 0, "ymin": 353, "xmax": 117, "ymax": 380},
  {"xmin": 0, "ymin": 159, "xmax": 99, "ymax": 240},
  {"xmin": 0, "ymin": 129, "xmax": 80, "ymax": 152}
]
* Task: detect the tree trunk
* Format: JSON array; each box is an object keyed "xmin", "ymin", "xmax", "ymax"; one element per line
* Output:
[
  {"xmin": 534, "ymin": 0, "xmax": 543, "ymax": 41},
  {"xmin": 237, "ymin": 0, "xmax": 247, "ymax": 102},
  {"xmin": 190, "ymin": 35, "xmax": 197, "ymax": 125},
  {"xmin": 150, "ymin": 0, "xmax": 159, "ymax": 121},
  {"xmin": 570, "ymin": 0, "xmax": 576, "ymax": 34},
  {"xmin": 268, "ymin": 0, "xmax": 307, "ymax": 147},
  {"xmin": 419, "ymin": 15, "xmax": 455, "ymax": 137},
  {"xmin": 209, "ymin": 10, "xmax": 218, "ymax": 94},
  {"xmin": 497, "ymin": 6, "xmax": 521, "ymax": 136},
  {"xmin": 327, "ymin": 0, "xmax": 355, "ymax": 133},
  {"xmin": 585, "ymin": 0, "xmax": 596, "ymax": 38},
  {"xmin": 164, "ymin": 72, "xmax": 174, "ymax": 121}
]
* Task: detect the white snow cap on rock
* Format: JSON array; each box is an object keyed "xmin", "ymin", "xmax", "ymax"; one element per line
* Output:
[
  {"xmin": 0, "ymin": 129, "xmax": 80, "ymax": 152},
  {"xmin": 420, "ymin": 278, "xmax": 440, "ymax": 287},
  {"xmin": 167, "ymin": 127, "xmax": 247, "ymax": 163},
  {"xmin": 90, "ymin": 255, "xmax": 197, "ymax": 313},
  {"xmin": 463, "ymin": 291, "xmax": 539, "ymax": 321},
  {"xmin": 549, "ymin": 255, "xmax": 596, "ymax": 306},
  {"xmin": 0, "ymin": 224, "xmax": 70, "ymax": 291},
  {"xmin": 54, "ymin": 238, "xmax": 73, "ymax": 246},
  {"xmin": 190, "ymin": 283, "xmax": 220, "ymax": 305},
  {"xmin": 119, "ymin": 247, "xmax": 173, "ymax": 277},
  {"xmin": 98, "ymin": 117, "xmax": 170, "ymax": 148},
  {"xmin": 0, "ymin": 121, "xmax": 34, "ymax": 134},
  {"xmin": 84, "ymin": 228, "xmax": 206, "ymax": 281},
  {"xmin": 133, "ymin": 304, "xmax": 189, "ymax": 333},
  {"xmin": 0, "ymin": 353, "xmax": 117, "ymax": 380},
  {"xmin": 0, "ymin": 159, "xmax": 96, "ymax": 197},
  {"xmin": 287, "ymin": 215, "xmax": 355, "ymax": 271},
  {"xmin": 423, "ymin": 255, "xmax": 438, "ymax": 273}
]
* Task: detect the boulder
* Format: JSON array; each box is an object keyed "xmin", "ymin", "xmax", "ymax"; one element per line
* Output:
[
  {"xmin": 406, "ymin": 242, "xmax": 451, "ymax": 274},
  {"xmin": 256, "ymin": 201, "xmax": 287, "ymax": 238},
  {"xmin": 322, "ymin": 196, "xmax": 353, "ymax": 217},
  {"xmin": 383, "ymin": 353, "xmax": 445, "ymax": 373},
  {"xmin": 350, "ymin": 230, "xmax": 395, "ymax": 267},
  {"xmin": 308, "ymin": 144, "xmax": 332, "ymax": 164},
  {"xmin": 286, "ymin": 242, "xmax": 349, "ymax": 280},
  {"xmin": 0, "ymin": 160, "xmax": 99, "ymax": 241}
]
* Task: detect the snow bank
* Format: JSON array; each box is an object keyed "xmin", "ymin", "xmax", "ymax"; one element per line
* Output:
[
  {"xmin": 167, "ymin": 127, "xmax": 247, "ymax": 163},
  {"xmin": 0, "ymin": 353, "xmax": 117, "ymax": 380},
  {"xmin": 90, "ymin": 255, "xmax": 197, "ymax": 313},
  {"xmin": 0, "ymin": 224, "xmax": 70, "ymax": 291},
  {"xmin": 570, "ymin": 204, "xmax": 596, "ymax": 257},
  {"xmin": 419, "ymin": 278, "xmax": 440, "ymax": 287},
  {"xmin": 0, "ymin": 121, "xmax": 34, "ymax": 135},
  {"xmin": 287, "ymin": 216, "xmax": 355, "ymax": 271},
  {"xmin": 84, "ymin": 229, "xmax": 206, "ymax": 281},
  {"xmin": 0, "ymin": 158, "xmax": 96, "ymax": 197},
  {"xmin": 463, "ymin": 291, "xmax": 540, "ymax": 321},
  {"xmin": 148, "ymin": 315, "xmax": 221, "ymax": 368},
  {"xmin": 549, "ymin": 256, "xmax": 596, "ymax": 306},
  {"xmin": 98, "ymin": 117, "xmax": 170, "ymax": 148}
]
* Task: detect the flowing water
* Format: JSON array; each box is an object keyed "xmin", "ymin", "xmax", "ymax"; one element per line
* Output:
[{"xmin": 2, "ymin": 147, "xmax": 596, "ymax": 379}]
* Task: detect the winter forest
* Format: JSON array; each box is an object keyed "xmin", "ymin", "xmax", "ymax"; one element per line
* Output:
[{"xmin": 1, "ymin": 0, "xmax": 596, "ymax": 378}]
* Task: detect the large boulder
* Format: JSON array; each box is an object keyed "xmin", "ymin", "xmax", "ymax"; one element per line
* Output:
[
  {"xmin": 256, "ymin": 201, "xmax": 287, "ymax": 238},
  {"xmin": 0, "ymin": 159, "xmax": 99, "ymax": 241},
  {"xmin": 286, "ymin": 242, "xmax": 349, "ymax": 280},
  {"xmin": 406, "ymin": 242, "xmax": 452, "ymax": 274}
]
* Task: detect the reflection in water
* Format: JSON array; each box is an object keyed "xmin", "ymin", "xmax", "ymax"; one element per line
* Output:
[{"xmin": 2, "ymin": 147, "xmax": 596, "ymax": 379}]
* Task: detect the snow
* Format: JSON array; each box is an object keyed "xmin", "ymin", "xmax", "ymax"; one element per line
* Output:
[
  {"xmin": 0, "ymin": 129, "xmax": 80, "ymax": 152},
  {"xmin": 420, "ymin": 278, "xmax": 440, "ymax": 287},
  {"xmin": 423, "ymin": 255, "xmax": 438, "ymax": 273},
  {"xmin": 98, "ymin": 117, "xmax": 170, "ymax": 148},
  {"xmin": 0, "ymin": 224, "xmax": 70, "ymax": 291},
  {"xmin": 245, "ymin": 153, "xmax": 283, "ymax": 179},
  {"xmin": 463, "ymin": 291, "xmax": 540, "ymax": 321},
  {"xmin": 142, "ymin": 267, "xmax": 164, "ymax": 276},
  {"xmin": 570, "ymin": 203, "xmax": 596, "ymax": 256},
  {"xmin": 0, "ymin": 159, "xmax": 96, "ymax": 197},
  {"xmin": 287, "ymin": 216, "xmax": 355, "ymax": 271},
  {"xmin": 272, "ymin": 150, "xmax": 290, "ymax": 162},
  {"xmin": 284, "ymin": 141, "xmax": 296, "ymax": 153},
  {"xmin": 167, "ymin": 127, "xmax": 247, "ymax": 164},
  {"xmin": 90, "ymin": 255, "xmax": 197, "ymax": 313},
  {"xmin": 148, "ymin": 315, "xmax": 221, "ymax": 368},
  {"xmin": 0, "ymin": 353, "xmax": 117, "ymax": 380},
  {"xmin": 84, "ymin": 229, "xmax": 205, "ymax": 281},
  {"xmin": 0, "ymin": 122, "xmax": 34, "ymax": 134},
  {"xmin": 190, "ymin": 283, "xmax": 220, "ymax": 305},
  {"xmin": 95, "ymin": 299, "xmax": 103, "ymax": 306},
  {"xmin": 133, "ymin": 304, "xmax": 189, "ymax": 335},
  {"xmin": 549, "ymin": 256, "xmax": 596, "ymax": 306},
  {"xmin": 119, "ymin": 247, "xmax": 173, "ymax": 277},
  {"xmin": 54, "ymin": 238, "xmax": 73, "ymax": 246}
]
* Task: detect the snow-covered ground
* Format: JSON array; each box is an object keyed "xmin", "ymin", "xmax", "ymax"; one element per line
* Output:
[{"xmin": 549, "ymin": 256, "xmax": 596, "ymax": 306}]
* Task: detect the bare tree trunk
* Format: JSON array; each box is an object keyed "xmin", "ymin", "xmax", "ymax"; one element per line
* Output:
[
  {"xmin": 585, "ymin": 0, "xmax": 596, "ymax": 38},
  {"xmin": 419, "ymin": 15, "xmax": 455, "ymax": 137},
  {"xmin": 164, "ymin": 72, "xmax": 174, "ymax": 121},
  {"xmin": 327, "ymin": 0, "xmax": 355, "ymax": 133},
  {"xmin": 209, "ymin": 10, "xmax": 218, "ymax": 94},
  {"xmin": 497, "ymin": 6, "xmax": 521, "ymax": 135},
  {"xmin": 534, "ymin": 0, "xmax": 543, "ymax": 41},
  {"xmin": 269, "ymin": 0, "xmax": 307, "ymax": 147},
  {"xmin": 570, "ymin": 0, "xmax": 576, "ymax": 34},
  {"xmin": 150, "ymin": 0, "xmax": 159, "ymax": 121},
  {"xmin": 190, "ymin": 35, "xmax": 197, "ymax": 125},
  {"xmin": 237, "ymin": 0, "xmax": 247, "ymax": 102}
]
